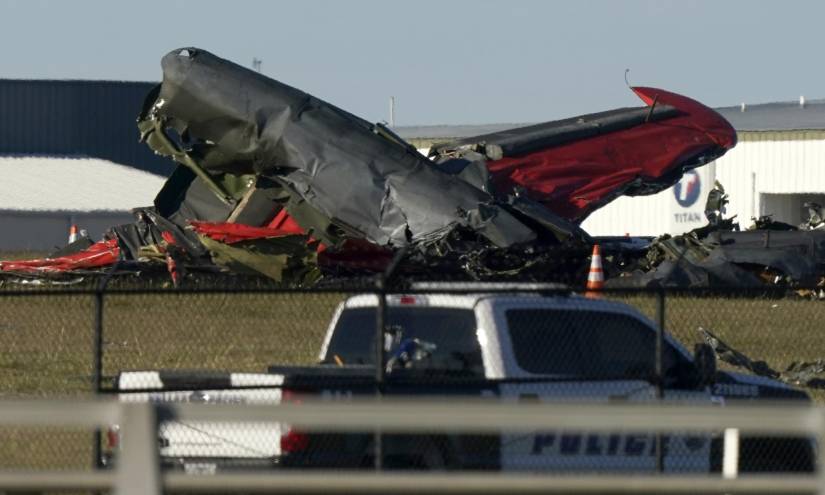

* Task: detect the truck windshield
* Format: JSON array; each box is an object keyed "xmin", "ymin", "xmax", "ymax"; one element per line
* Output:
[
  {"xmin": 324, "ymin": 307, "xmax": 483, "ymax": 376},
  {"xmin": 505, "ymin": 309, "xmax": 685, "ymax": 379}
]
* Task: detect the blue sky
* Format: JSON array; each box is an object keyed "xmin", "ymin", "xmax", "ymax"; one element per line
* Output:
[{"xmin": 2, "ymin": 0, "xmax": 823, "ymax": 125}]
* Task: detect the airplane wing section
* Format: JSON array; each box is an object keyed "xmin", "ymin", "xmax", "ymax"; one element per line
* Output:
[{"xmin": 433, "ymin": 87, "xmax": 736, "ymax": 222}]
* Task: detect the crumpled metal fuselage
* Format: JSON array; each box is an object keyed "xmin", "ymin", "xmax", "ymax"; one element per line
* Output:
[{"xmin": 139, "ymin": 48, "xmax": 537, "ymax": 250}]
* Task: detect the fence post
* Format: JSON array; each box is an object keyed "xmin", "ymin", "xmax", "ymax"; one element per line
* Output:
[
  {"xmin": 92, "ymin": 289, "xmax": 104, "ymax": 470},
  {"xmin": 92, "ymin": 261, "xmax": 122, "ymax": 470},
  {"xmin": 654, "ymin": 288, "xmax": 666, "ymax": 473},
  {"xmin": 374, "ymin": 275, "xmax": 385, "ymax": 471},
  {"xmin": 818, "ymin": 408, "xmax": 825, "ymax": 495},
  {"xmin": 115, "ymin": 402, "xmax": 161, "ymax": 495},
  {"xmin": 372, "ymin": 247, "xmax": 408, "ymax": 471}
]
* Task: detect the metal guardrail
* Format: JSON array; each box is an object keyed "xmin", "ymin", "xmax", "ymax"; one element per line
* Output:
[{"xmin": 0, "ymin": 398, "xmax": 824, "ymax": 494}]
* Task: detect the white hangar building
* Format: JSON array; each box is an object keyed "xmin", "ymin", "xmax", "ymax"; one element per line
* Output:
[
  {"xmin": 399, "ymin": 97, "xmax": 825, "ymax": 237},
  {"xmin": 0, "ymin": 156, "xmax": 165, "ymax": 251}
]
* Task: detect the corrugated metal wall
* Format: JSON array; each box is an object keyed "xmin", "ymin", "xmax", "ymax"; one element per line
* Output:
[
  {"xmin": 717, "ymin": 131, "xmax": 825, "ymax": 223},
  {"xmin": 0, "ymin": 79, "xmax": 174, "ymax": 176},
  {"xmin": 582, "ymin": 131, "xmax": 825, "ymax": 236}
]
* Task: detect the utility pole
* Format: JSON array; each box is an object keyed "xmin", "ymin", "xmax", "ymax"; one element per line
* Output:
[
  {"xmin": 252, "ymin": 57, "xmax": 262, "ymax": 72},
  {"xmin": 389, "ymin": 96, "xmax": 395, "ymax": 127}
]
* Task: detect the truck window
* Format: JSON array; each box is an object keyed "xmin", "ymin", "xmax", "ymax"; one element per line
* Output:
[
  {"xmin": 324, "ymin": 307, "xmax": 483, "ymax": 376},
  {"xmin": 505, "ymin": 309, "xmax": 682, "ymax": 379}
]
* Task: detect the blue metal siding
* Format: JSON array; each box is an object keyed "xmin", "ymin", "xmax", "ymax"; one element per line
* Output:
[{"xmin": 0, "ymin": 79, "xmax": 174, "ymax": 176}]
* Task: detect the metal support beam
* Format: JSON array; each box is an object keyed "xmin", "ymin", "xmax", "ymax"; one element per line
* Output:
[
  {"xmin": 116, "ymin": 402, "xmax": 161, "ymax": 495},
  {"xmin": 0, "ymin": 400, "xmax": 821, "ymax": 494},
  {"xmin": 162, "ymin": 472, "xmax": 819, "ymax": 494},
  {"xmin": 168, "ymin": 400, "xmax": 824, "ymax": 435}
]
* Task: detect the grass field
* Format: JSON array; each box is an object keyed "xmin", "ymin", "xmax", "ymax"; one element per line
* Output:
[
  {"xmin": 3, "ymin": 290, "xmax": 823, "ymax": 397},
  {"xmin": 0, "ymin": 291, "xmax": 343, "ymax": 396},
  {"xmin": 0, "ymin": 290, "xmax": 345, "ymax": 469},
  {"xmin": 2, "ymin": 247, "xmax": 825, "ymax": 468}
]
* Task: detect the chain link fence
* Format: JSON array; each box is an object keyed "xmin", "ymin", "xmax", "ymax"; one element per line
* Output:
[
  {"xmin": 101, "ymin": 291, "xmax": 343, "ymax": 378},
  {"xmin": 0, "ymin": 283, "xmax": 822, "ymax": 474}
]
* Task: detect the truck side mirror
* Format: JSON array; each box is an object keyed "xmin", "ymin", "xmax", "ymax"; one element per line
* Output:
[{"xmin": 693, "ymin": 343, "xmax": 717, "ymax": 386}]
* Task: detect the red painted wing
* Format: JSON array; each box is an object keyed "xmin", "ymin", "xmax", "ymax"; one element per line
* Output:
[{"xmin": 485, "ymin": 87, "xmax": 736, "ymax": 222}]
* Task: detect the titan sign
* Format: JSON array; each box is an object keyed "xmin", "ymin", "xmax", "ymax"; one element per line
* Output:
[{"xmin": 673, "ymin": 170, "xmax": 701, "ymax": 207}]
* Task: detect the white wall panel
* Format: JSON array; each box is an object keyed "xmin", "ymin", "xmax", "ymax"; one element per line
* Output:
[
  {"xmin": 582, "ymin": 162, "xmax": 714, "ymax": 237},
  {"xmin": 580, "ymin": 191, "xmax": 671, "ymax": 237},
  {"xmin": 717, "ymin": 132, "xmax": 825, "ymax": 226}
]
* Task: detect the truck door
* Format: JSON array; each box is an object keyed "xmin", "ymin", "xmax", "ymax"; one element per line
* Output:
[{"xmin": 491, "ymin": 304, "xmax": 712, "ymax": 473}]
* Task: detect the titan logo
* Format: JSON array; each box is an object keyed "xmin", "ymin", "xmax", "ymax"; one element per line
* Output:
[{"xmin": 673, "ymin": 170, "xmax": 701, "ymax": 208}]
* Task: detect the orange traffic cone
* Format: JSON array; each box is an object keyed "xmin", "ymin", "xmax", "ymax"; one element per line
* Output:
[
  {"xmin": 585, "ymin": 244, "xmax": 604, "ymax": 298},
  {"xmin": 68, "ymin": 224, "xmax": 79, "ymax": 244}
]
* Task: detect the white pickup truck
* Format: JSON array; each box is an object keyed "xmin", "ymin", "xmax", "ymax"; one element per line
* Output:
[{"xmin": 108, "ymin": 288, "xmax": 813, "ymax": 473}]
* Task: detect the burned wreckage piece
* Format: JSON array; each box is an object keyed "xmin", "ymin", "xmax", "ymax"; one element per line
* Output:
[
  {"xmin": 608, "ymin": 184, "xmax": 825, "ymax": 289},
  {"xmin": 0, "ymin": 48, "xmax": 736, "ymax": 285},
  {"xmin": 699, "ymin": 327, "xmax": 825, "ymax": 390},
  {"xmin": 608, "ymin": 226, "xmax": 825, "ymax": 289}
]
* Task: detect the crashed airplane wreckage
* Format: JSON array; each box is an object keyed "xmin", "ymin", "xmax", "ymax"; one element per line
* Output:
[
  {"xmin": 0, "ymin": 48, "xmax": 737, "ymax": 287},
  {"xmin": 606, "ymin": 183, "xmax": 825, "ymax": 290}
]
